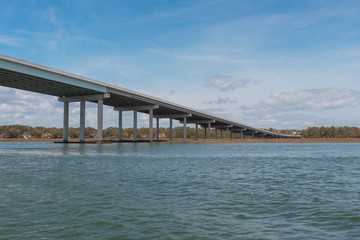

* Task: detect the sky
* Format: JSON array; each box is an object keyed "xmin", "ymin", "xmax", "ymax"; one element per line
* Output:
[{"xmin": 1, "ymin": 0, "xmax": 360, "ymax": 129}]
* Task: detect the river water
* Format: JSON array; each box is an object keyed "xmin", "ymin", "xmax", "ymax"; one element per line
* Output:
[{"xmin": 0, "ymin": 142, "xmax": 359, "ymax": 239}]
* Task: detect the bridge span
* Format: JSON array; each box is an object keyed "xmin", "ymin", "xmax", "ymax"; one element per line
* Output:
[{"xmin": 0, "ymin": 54, "xmax": 301, "ymax": 142}]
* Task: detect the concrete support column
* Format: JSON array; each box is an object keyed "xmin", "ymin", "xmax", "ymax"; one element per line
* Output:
[
  {"xmin": 97, "ymin": 99, "xmax": 103, "ymax": 142},
  {"xmin": 195, "ymin": 124, "xmax": 198, "ymax": 141},
  {"xmin": 226, "ymin": 126, "xmax": 229, "ymax": 139},
  {"xmin": 80, "ymin": 100, "xmax": 86, "ymax": 143},
  {"xmin": 183, "ymin": 117, "xmax": 187, "ymax": 140},
  {"xmin": 252, "ymin": 133, "xmax": 255, "ymax": 139},
  {"xmin": 63, "ymin": 102, "xmax": 69, "ymax": 143},
  {"xmin": 118, "ymin": 111, "xmax": 122, "ymax": 141},
  {"xmin": 204, "ymin": 126, "xmax": 207, "ymax": 139},
  {"xmin": 133, "ymin": 110, "xmax": 137, "ymax": 141},
  {"xmin": 149, "ymin": 109, "xmax": 153, "ymax": 142},
  {"xmin": 169, "ymin": 118, "xmax": 173, "ymax": 140},
  {"xmin": 231, "ymin": 131, "xmax": 233, "ymax": 140},
  {"xmin": 208, "ymin": 123, "xmax": 211, "ymax": 139},
  {"xmin": 156, "ymin": 118, "xmax": 160, "ymax": 141},
  {"xmin": 241, "ymin": 130, "xmax": 244, "ymax": 139},
  {"xmin": 215, "ymin": 128, "xmax": 217, "ymax": 139},
  {"xmin": 221, "ymin": 130, "xmax": 223, "ymax": 139}
]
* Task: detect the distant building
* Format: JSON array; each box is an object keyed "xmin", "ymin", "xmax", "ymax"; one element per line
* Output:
[{"xmin": 23, "ymin": 134, "xmax": 32, "ymax": 139}]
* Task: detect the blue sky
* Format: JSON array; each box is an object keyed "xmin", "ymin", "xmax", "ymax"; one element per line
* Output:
[{"xmin": 1, "ymin": 0, "xmax": 360, "ymax": 129}]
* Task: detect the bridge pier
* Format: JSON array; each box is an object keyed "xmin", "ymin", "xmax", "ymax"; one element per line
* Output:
[
  {"xmin": 97, "ymin": 99, "xmax": 103, "ymax": 142},
  {"xmin": 179, "ymin": 119, "xmax": 214, "ymax": 141},
  {"xmin": 149, "ymin": 109, "xmax": 153, "ymax": 141},
  {"xmin": 59, "ymin": 93, "xmax": 109, "ymax": 143},
  {"xmin": 169, "ymin": 118, "xmax": 173, "ymax": 140},
  {"xmin": 215, "ymin": 128, "xmax": 217, "ymax": 139},
  {"xmin": 114, "ymin": 105, "xmax": 159, "ymax": 142},
  {"xmin": 63, "ymin": 102, "xmax": 69, "ymax": 143},
  {"xmin": 79, "ymin": 100, "xmax": 86, "ymax": 142},
  {"xmin": 154, "ymin": 113, "xmax": 192, "ymax": 141},
  {"xmin": 156, "ymin": 117, "xmax": 160, "ymax": 141},
  {"xmin": 208, "ymin": 122, "xmax": 211, "ymax": 139},
  {"xmin": 195, "ymin": 123, "xmax": 198, "ymax": 140},
  {"xmin": 183, "ymin": 117, "xmax": 187, "ymax": 140},
  {"xmin": 133, "ymin": 110, "xmax": 137, "ymax": 141},
  {"xmin": 118, "ymin": 111, "xmax": 122, "ymax": 141}
]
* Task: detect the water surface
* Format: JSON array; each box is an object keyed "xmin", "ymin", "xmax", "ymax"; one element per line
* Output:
[{"xmin": 1, "ymin": 142, "xmax": 360, "ymax": 239}]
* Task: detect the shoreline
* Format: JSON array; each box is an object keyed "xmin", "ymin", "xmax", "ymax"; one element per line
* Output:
[{"xmin": 1, "ymin": 138, "xmax": 360, "ymax": 143}]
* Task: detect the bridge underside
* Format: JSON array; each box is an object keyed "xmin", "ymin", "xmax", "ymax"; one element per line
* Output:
[{"xmin": 0, "ymin": 54, "xmax": 301, "ymax": 142}]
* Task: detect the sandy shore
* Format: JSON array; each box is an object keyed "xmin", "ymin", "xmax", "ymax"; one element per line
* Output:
[{"xmin": 1, "ymin": 138, "xmax": 360, "ymax": 143}]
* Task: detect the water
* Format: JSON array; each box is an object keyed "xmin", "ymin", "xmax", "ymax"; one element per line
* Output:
[{"xmin": 1, "ymin": 142, "xmax": 360, "ymax": 239}]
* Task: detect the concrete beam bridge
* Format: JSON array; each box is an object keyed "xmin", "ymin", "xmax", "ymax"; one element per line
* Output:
[{"xmin": 0, "ymin": 54, "xmax": 301, "ymax": 142}]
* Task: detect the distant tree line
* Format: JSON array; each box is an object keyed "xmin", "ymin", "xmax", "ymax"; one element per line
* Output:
[
  {"xmin": 1, "ymin": 125, "xmax": 360, "ymax": 139},
  {"xmin": 300, "ymin": 126, "xmax": 360, "ymax": 138}
]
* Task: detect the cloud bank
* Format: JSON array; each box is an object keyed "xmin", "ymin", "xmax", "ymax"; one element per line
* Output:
[
  {"xmin": 258, "ymin": 88, "xmax": 360, "ymax": 111},
  {"xmin": 236, "ymin": 88, "xmax": 360, "ymax": 128}
]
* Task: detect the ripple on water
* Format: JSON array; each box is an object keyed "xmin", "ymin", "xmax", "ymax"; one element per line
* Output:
[{"xmin": 1, "ymin": 143, "xmax": 360, "ymax": 239}]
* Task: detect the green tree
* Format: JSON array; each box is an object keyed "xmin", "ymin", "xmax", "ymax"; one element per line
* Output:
[
  {"xmin": 8, "ymin": 127, "xmax": 22, "ymax": 138},
  {"xmin": 31, "ymin": 127, "xmax": 46, "ymax": 138}
]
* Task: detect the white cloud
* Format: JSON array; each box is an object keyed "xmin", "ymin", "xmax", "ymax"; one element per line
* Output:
[
  {"xmin": 205, "ymin": 74, "xmax": 251, "ymax": 91},
  {"xmin": 204, "ymin": 95, "xmax": 237, "ymax": 105},
  {"xmin": 235, "ymin": 88, "xmax": 360, "ymax": 128},
  {"xmin": 258, "ymin": 88, "xmax": 360, "ymax": 111},
  {"xmin": 0, "ymin": 87, "xmax": 62, "ymax": 126}
]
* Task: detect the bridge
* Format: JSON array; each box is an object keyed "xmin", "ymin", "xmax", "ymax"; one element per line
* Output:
[{"xmin": 0, "ymin": 54, "xmax": 301, "ymax": 142}]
